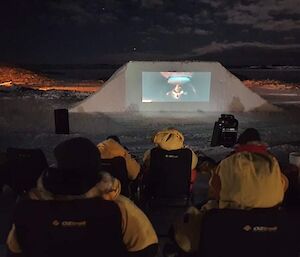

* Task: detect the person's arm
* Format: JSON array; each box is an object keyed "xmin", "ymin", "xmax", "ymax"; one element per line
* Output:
[
  {"xmin": 208, "ymin": 164, "xmax": 221, "ymax": 200},
  {"xmin": 6, "ymin": 224, "xmax": 23, "ymax": 257},
  {"xmin": 190, "ymin": 150, "xmax": 198, "ymax": 170},
  {"xmin": 172, "ymin": 206, "xmax": 203, "ymax": 254},
  {"xmin": 114, "ymin": 195, "xmax": 158, "ymax": 256},
  {"xmin": 280, "ymin": 172, "xmax": 289, "ymax": 192},
  {"xmin": 124, "ymin": 151, "xmax": 141, "ymax": 180},
  {"xmin": 142, "ymin": 149, "xmax": 151, "ymax": 173},
  {"xmin": 189, "ymin": 149, "xmax": 199, "ymax": 186}
]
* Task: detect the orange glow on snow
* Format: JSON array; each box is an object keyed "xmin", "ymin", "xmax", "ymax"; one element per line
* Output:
[{"xmin": 31, "ymin": 85, "xmax": 100, "ymax": 92}]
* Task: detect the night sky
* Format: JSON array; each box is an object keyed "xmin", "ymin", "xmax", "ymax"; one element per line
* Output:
[{"xmin": 1, "ymin": 0, "xmax": 300, "ymax": 66}]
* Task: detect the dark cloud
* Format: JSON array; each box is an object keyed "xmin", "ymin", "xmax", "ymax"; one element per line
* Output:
[
  {"xmin": 192, "ymin": 41, "xmax": 300, "ymax": 55},
  {"xmin": 224, "ymin": 0, "xmax": 300, "ymax": 31},
  {"xmin": 194, "ymin": 29, "xmax": 211, "ymax": 35},
  {"xmin": 141, "ymin": 0, "xmax": 164, "ymax": 8},
  {"xmin": 178, "ymin": 15, "xmax": 194, "ymax": 26},
  {"xmin": 0, "ymin": 0, "xmax": 299, "ymax": 65}
]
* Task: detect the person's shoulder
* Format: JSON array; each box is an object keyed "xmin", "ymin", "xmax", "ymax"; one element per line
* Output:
[
  {"xmin": 113, "ymin": 195, "xmax": 143, "ymax": 216},
  {"xmin": 114, "ymin": 195, "xmax": 134, "ymax": 207}
]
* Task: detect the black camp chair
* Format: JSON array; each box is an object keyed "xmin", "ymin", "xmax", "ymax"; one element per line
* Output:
[
  {"xmin": 282, "ymin": 164, "xmax": 300, "ymax": 210},
  {"xmin": 11, "ymin": 198, "xmax": 127, "ymax": 257},
  {"xmin": 142, "ymin": 147, "xmax": 193, "ymax": 237},
  {"xmin": 197, "ymin": 208, "xmax": 300, "ymax": 257},
  {"xmin": 101, "ymin": 157, "xmax": 130, "ymax": 197},
  {"xmin": 144, "ymin": 147, "xmax": 193, "ymax": 206},
  {"xmin": 6, "ymin": 148, "xmax": 48, "ymax": 195}
]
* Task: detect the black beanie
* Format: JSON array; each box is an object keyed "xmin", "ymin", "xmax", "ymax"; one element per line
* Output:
[
  {"xmin": 237, "ymin": 128, "xmax": 261, "ymax": 145},
  {"xmin": 106, "ymin": 135, "xmax": 121, "ymax": 144},
  {"xmin": 43, "ymin": 137, "xmax": 101, "ymax": 195}
]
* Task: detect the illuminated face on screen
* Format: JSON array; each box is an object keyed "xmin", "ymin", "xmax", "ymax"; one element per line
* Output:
[
  {"xmin": 142, "ymin": 71, "xmax": 211, "ymax": 102},
  {"xmin": 167, "ymin": 84, "xmax": 185, "ymax": 100},
  {"xmin": 161, "ymin": 72, "xmax": 192, "ymax": 100}
]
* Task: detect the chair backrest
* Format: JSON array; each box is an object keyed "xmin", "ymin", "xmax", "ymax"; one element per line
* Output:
[
  {"xmin": 198, "ymin": 208, "xmax": 300, "ymax": 257},
  {"xmin": 7, "ymin": 148, "xmax": 48, "ymax": 194},
  {"xmin": 14, "ymin": 198, "xmax": 127, "ymax": 257},
  {"xmin": 282, "ymin": 164, "xmax": 300, "ymax": 210},
  {"xmin": 146, "ymin": 147, "xmax": 192, "ymax": 203},
  {"xmin": 101, "ymin": 157, "xmax": 130, "ymax": 197}
]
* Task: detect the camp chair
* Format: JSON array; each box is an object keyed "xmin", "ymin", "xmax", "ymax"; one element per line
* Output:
[
  {"xmin": 142, "ymin": 148, "xmax": 193, "ymax": 237},
  {"xmin": 101, "ymin": 157, "xmax": 130, "ymax": 197},
  {"xmin": 282, "ymin": 163, "xmax": 300, "ymax": 210},
  {"xmin": 144, "ymin": 147, "xmax": 193, "ymax": 206},
  {"xmin": 197, "ymin": 208, "xmax": 300, "ymax": 257},
  {"xmin": 0, "ymin": 151, "xmax": 8, "ymax": 191},
  {"xmin": 11, "ymin": 198, "xmax": 127, "ymax": 257},
  {"xmin": 6, "ymin": 148, "xmax": 48, "ymax": 195}
]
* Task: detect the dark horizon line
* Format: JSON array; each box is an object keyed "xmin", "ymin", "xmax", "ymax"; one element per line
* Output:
[{"xmin": 1, "ymin": 62, "xmax": 300, "ymax": 70}]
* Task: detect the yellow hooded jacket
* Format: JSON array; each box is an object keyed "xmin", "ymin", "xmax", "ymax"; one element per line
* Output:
[
  {"xmin": 172, "ymin": 147, "xmax": 289, "ymax": 254},
  {"xmin": 212, "ymin": 151, "xmax": 287, "ymax": 209},
  {"xmin": 97, "ymin": 138, "xmax": 140, "ymax": 180},
  {"xmin": 7, "ymin": 173, "xmax": 158, "ymax": 254},
  {"xmin": 143, "ymin": 128, "xmax": 198, "ymax": 170}
]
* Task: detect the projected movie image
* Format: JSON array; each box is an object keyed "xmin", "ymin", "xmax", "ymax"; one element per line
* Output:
[{"xmin": 142, "ymin": 72, "xmax": 211, "ymax": 102}]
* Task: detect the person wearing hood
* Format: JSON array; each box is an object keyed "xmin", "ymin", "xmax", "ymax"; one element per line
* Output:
[
  {"xmin": 170, "ymin": 128, "xmax": 289, "ymax": 254},
  {"xmin": 143, "ymin": 128, "xmax": 198, "ymax": 184},
  {"xmin": 97, "ymin": 136, "xmax": 140, "ymax": 181},
  {"xmin": 209, "ymin": 127, "xmax": 288, "ymax": 207},
  {"xmin": 6, "ymin": 137, "xmax": 158, "ymax": 257}
]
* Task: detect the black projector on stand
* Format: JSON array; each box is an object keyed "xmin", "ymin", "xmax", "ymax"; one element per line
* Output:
[{"xmin": 211, "ymin": 114, "xmax": 238, "ymax": 147}]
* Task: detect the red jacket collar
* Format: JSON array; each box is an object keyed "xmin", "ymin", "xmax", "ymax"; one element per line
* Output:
[{"xmin": 235, "ymin": 143, "xmax": 268, "ymax": 154}]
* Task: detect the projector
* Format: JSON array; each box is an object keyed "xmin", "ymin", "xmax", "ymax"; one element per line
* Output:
[{"xmin": 210, "ymin": 114, "xmax": 238, "ymax": 147}]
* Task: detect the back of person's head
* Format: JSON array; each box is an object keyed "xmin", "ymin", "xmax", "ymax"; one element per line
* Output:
[
  {"xmin": 237, "ymin": 128, "xmax": 261, "ymax": 145},
  {"xmin": 106, "ymin": 135, "xmax": 121, "ymax": 144},
  {"xmin": 152, "ymin": 127, "xmax": 184, "ymax": 150},
  {"xmin": 43, "ymin": 137, "xmax": 101, "ymax": 195}
]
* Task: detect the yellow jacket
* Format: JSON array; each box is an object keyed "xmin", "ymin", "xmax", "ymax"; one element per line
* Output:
[
  {"xmin": 143, "ymin": 128, "xmax": 198, "ymax": 170},
  {"xmin": 173, "ymin": 146, "xmax": 289, "ymax": 254},
  {"xmin": 97, "ymin": 139, "xmax": 140, "ymax": 180},
  {"xmin": 212, "ymin": 151, "xmax": 287, "ymax": 209},
  {"xmin": 7, "ymin": 172, "xmax": 158, "ymax": 254}
]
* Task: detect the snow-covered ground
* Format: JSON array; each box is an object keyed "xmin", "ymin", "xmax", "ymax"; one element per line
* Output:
[{"xmin": 1, "ymin": 79, "xmax": 300, "ymax": 166}]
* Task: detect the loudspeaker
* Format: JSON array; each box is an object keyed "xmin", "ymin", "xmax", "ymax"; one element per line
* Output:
[{"xmin": 54, "ymin": 109, "xmax": 69, "ymax": 134}]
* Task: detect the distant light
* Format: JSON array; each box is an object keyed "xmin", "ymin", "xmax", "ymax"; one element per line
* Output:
[{"xmin": 133, "ymin": 47, "xmax": 136, "ymax": 51}]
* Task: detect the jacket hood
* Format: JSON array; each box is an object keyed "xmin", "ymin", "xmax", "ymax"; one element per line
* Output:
[
  {"xmin": 97, "ymin": 139, "xmax": 126, "ymax": 159},
  {"xmin": 217, "ymin": 151, "xmax": 285, "ymax": 209},
  {"xmin": 153, "ymin": 128, "xmax": 184, "ymax": 151}
]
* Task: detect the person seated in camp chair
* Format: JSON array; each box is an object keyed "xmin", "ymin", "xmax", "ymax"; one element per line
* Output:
[
  {"xmin": 97, "ymin": 135, "xmax": 141, "ymax": 181},
  {"xmin": 142, "ymin": 128, "xmax": 198, "ymax": 189},
  {"xmin": 6, "ymin": 137, "xmax": 158, "ymax": 257},
  {"xmin": 169, "ymin": 128, "xmax": 289, "ymax": 255},
  {"xmin": 191, "ymin": 152, "xmax": 218, "ymax": 206}
]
